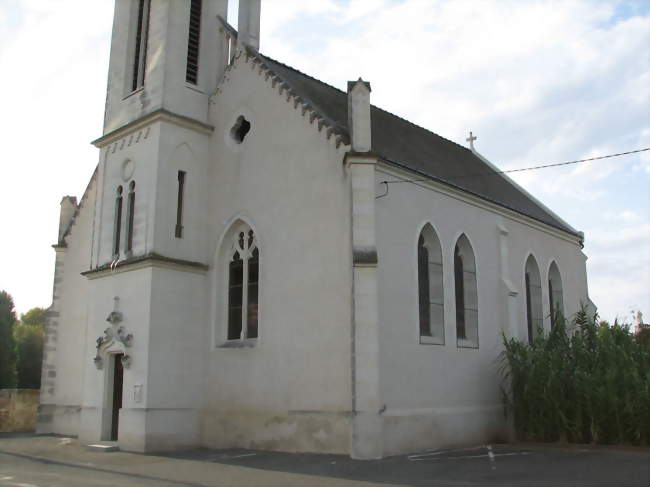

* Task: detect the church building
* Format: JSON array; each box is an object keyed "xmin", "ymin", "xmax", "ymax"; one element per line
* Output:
[{"xmin": 38, "ymin": 0, "xmax": 592, "ymax": 459}]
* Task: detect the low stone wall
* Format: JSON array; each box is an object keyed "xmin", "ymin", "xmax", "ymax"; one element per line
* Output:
[{"xmin": 0, "ymin": 389, "xmax": 40, "ymax": 433}]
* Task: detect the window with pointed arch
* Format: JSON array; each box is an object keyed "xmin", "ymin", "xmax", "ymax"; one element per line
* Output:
[
  {"xmin": 454, "ymin": 234, "xmax": 478, "ymax": 348},
  {"xmin": 227, "ymin": 225, "xmax": 259, "ymax": 341},
  {"xmin": 113, "ymin": 186, "xmax": 123, "ymax": 257},
  {"xmin": 548, "ymin": 261, "xmax": 564, "ymax": 328},
  {"xmin": 525, "ymin": 255, "xmax": 543, "ymax": 344},
  {"xmin": 417, "ymin": 224, "xmax": 444, "ymax": 344},
  {"xmin": 125, "ymin": 181, "xmax": 136, "ymax": 254}
]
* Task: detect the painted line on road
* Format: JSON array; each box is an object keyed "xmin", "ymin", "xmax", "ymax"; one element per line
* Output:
[
  {"xmin": 487, "ymin": 444, "xmax": 496, "ymax": 470},
  {"xmin": 407, "ymin": 445, "xmax": 485, "ymax": 459},
  {"xmin": 0, "ymin": 451, "xmax": 208, "ymax": 487},
  {"xmin": 409, "ymin": 451, "xmax": 532, "ymax": 462},
  {"xmin": 226, "ymin": 453, "xmax": 257, "ymax": 459}
]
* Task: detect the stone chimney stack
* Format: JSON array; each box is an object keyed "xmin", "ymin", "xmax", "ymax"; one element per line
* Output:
[
  {"xmin": 58, "ymin": 196, "xmax": 77, "ymax": 243},
  {"xmin": 347, "ymin": 78, "xmax": 372, "ymax": 153},
  {"xmin": 238, "ymin": 0, "xmax": 261, "ymax": 50}
]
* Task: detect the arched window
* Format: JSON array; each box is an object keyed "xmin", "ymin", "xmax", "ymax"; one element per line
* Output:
[
  {"xmin": 113, "ymin": 186, "xmax": 123, "ymax": 257},
  {"xmin": 525, "ymin": 255, "xmax": 543, "ymax": 343},
  {"xmin": 125, "ymin": 181, "xmax": 136, "ymax": 254},
  {"xmin": 454, "ymin": 235, "xmax": 478, "ymax": 347},
  {"xmin": 227, "ymin": 225, "xmax": 259, "ymax": 341},
  {"xmin": 548, "ymin": 261, "xmax": 564, "ymax": 328},
  {"xmin": 418, "ymin": 225, "xmax": 444, "ymax": 344}
]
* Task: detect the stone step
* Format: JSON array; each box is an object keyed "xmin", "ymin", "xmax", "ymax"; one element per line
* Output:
[{"xmin": 85, "ymin": 442, "xmax": 119, "ymax": 452}]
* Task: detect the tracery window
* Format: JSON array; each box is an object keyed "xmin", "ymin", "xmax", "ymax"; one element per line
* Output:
[
  {"xmin": 525, "ymin": 255, "xmax": 543, "ymax": 344},
  {"xmin": 454, "ymin": 234, "xmax": 478, "ymax": 348},
  {"xmin": 227, "ymin": 226, "xmax": 259, "ymax": 341},
  {"xmin": 417, "ymin": 224, "xmax": 444, "ymax": 344}
]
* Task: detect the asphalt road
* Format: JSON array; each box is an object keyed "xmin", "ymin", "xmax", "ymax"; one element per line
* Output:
[{"xmin": 0, "ymin": 434, "xmax": 648, "ymax": 487}]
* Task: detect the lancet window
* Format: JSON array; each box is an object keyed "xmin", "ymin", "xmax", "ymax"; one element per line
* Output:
[
  {"xmin": 525, "ymin": 255, "xmax": 543, "ymax": 343},
  {"xmin": 125, "ymin": 181, "xmax": 136, "ymax": 253},
  {"xmin": 417, "ymin": 224, "xmax": 444, "ymax": 344},
  {"xmin": 131, "ymin": 0, "xmax": 151, "ymax": 92},
  {"xmin": 185, "ymin": 0, "xmax": 202, "ymax": 84},
  {"xmin": 454, "ymin": 234, "xmax": 478, "ymax": 347},
  {"xmin": 548, "ymin": 261, "xmax": 564, "ymax": 328},
  {"xmin": 113, "ymin": 186, "xmax": 123, "ymax": 257}
]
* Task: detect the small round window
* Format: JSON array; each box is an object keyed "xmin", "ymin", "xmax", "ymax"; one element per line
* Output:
[{"xmin": 231, "ymin": 116, "xmax": 251, "ymax": 144}]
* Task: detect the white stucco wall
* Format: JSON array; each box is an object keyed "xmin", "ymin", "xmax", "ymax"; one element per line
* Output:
[
  {"xmin": 374, "ymin": 164, "xmax": 589, "ymax": 455},
  {"xmin": 38, "ymin": 178, "xmax": 97, "ymax": 435},
  {"xmin": 200, "ymin": 54, "xmax": 354, "ymax": 453}
]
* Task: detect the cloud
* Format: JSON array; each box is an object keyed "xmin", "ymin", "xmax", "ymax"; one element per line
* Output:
[{"xmin": 1, "ymin": 0, "xmax": 648, "ymax": 323}]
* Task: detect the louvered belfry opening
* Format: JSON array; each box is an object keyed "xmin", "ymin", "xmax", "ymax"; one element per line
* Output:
[
  {"xmin": 186, "ymin": 0, "xmax": 202, "ymax": 84},
  {"xmin": 132, "ymin": 0, "xmax": 151, "ymax": 92}
]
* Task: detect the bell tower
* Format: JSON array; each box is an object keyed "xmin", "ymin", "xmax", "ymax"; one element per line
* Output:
[
  {"xmin": 79, "ymin": 0, "xmax": 263, "ymax": 452},
  {"xmin": 103, "ymin": 0, "xmax": 229, "ymax": 133}
]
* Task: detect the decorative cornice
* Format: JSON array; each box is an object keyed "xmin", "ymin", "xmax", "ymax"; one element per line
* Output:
[
  {"xmin": 82, "ymin": 253, "xmax": 209, "ymax": 279},
  {"xmin": 344, "ymin": 151, "xmax": 380, "ymax": 166},
  {"xmin": 93, "ymin": 109, "xmax": 214, "ymax": 148}
]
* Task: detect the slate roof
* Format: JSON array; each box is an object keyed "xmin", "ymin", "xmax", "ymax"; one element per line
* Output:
[{"xmin": 253, "ymin": 52, "xmax": 579, "ymax": 237}]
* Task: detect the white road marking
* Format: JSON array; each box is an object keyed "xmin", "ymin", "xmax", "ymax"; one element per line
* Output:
[
  {"xmin": 409, "ymin": 451, "xmax": 531, "ymax": 462},
  {"xmin": 226, "ymin": 453, "xmax": 257, "ymax": 459},
  {"xmin": 408, "ymin": 445, "xmax": 484, "ymax": 459},
  {"xmin": 487, "ymin": 444, "xmax": 496, "ymax": 470}
]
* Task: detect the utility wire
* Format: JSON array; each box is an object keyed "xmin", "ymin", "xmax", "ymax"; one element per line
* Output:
[{"xmin": 380, "ymin": 147, "xmax": 650, "ymax": 186}]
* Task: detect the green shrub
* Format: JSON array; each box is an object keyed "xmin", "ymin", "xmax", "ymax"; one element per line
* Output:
[{"xmin": 500, "ymin": 307, "xmax": 650, "ymax": 445}]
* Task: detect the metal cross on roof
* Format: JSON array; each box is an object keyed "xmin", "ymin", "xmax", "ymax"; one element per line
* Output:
[{"xmin": 466, "ymin": 131, "xmax": 477, "ymax": 150}]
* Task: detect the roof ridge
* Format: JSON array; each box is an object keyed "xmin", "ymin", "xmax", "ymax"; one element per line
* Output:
[
  {"xmin": 248, "ymin": 51, "xmax": 576, "ymax": 237},
  {"xmin": 257, "ymin": 52, "xmax": 477, "ymax": 158}
]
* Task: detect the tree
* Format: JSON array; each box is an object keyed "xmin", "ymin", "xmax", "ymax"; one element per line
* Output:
[
  {"xmin": 0, "ymin": 291, "xmax": 17, "ymax": 388},
  {"xmin": 14, "ymin": 307, "xmax": 46, "ymax": 389},
  {"xmin": 20, "ymin": 307, "xmax": 47, "ymax": 328}
]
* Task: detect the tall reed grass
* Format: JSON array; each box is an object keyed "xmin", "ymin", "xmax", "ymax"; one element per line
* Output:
[{"xmin": 500, "ymin": 307, "xmax": 650, "ymax": 445}]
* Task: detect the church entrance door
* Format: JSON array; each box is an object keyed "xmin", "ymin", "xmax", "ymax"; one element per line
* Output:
[{"xmin": 110, "ymin": 353, "xmax": 124, "ymax": 441}]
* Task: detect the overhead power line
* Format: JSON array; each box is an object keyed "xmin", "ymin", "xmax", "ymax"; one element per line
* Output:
[{"xmin": 380, "ymin": 147, "xmax": 650, "ymax": 186}]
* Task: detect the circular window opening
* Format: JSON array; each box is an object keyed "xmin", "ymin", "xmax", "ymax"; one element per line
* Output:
[{"xmin": 231, "ymin": 116, "xmax": 251, "ymax": 144}]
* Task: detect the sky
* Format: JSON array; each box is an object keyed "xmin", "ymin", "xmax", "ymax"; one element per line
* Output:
[{"xmin": 0, "ymin": 0, "xmax": 648, "ymax": 324}]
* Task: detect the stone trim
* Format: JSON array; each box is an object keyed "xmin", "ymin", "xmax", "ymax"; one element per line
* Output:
[
  {"xmin": 352, "ymin": 248, "xmax": 378, "ymax": 265},
  {"xmin": 92, "ymin": 109, "xmax": 214, "ymax": 148},
  {"xmin": 82, "ymin": 253, "xmax": 209, "ymax": 279},
  {"xmin": 212, "ymin": 39, "xmax": 350, "ymax": 150},
  {"xmin": 57, "ymin": 166, "xmax": 98, "ymax": 246}
]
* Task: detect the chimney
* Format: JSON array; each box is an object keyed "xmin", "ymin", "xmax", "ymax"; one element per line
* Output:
[
  {"xmin": 58, "ymin": 196, "xmax": 78, "ymax": 243},
  {"xmin": 238, "ymin": 0, "xmax": 261, "ymax": 50},
  {"xmin": 347, "ymin": 78, "xmax": 372, "ymax": 153}
]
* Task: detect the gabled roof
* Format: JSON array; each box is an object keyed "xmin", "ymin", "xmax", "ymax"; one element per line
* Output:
[{"xmin": 250, "ymin": 51, "xmax": 579, "ymax": 237}]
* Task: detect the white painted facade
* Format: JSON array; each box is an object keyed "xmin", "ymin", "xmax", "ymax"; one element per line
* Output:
[{"xmin": 38, "ymin": 0, "xmax": 590, "ymax": 459}]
